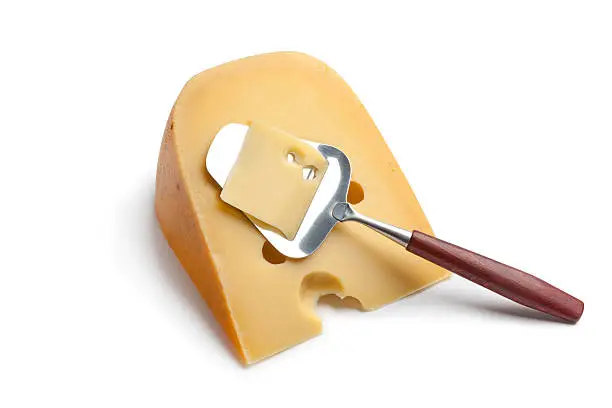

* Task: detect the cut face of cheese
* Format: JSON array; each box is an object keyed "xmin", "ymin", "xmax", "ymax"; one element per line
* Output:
[
  {"xmin": 155, "ymin": 52, "xmax": 450, "ymax": 364},
  {"xmin": 220, "ymin": 123, "xmax": 328, "ymax": 240}
]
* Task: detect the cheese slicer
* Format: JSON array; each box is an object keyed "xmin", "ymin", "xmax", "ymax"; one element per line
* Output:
[{"xmin": 206, "ymin": 123, "xmax": 584, "ymax": 323}]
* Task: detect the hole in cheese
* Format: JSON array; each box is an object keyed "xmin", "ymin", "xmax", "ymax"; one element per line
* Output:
[
  {"xmin": 318, "ymin": 294, "xmax": 362, "ymax": 310},
  {"xmin": 220, "ymin": 123, "xmax": 328, "ymax": 240},
  {"xmin": 347, "ymin": 180, "xmax": 365, "ymax": 204},
  {"xmin": 302, "ymin": 165, "xmax": 317, "ymax": 180},
  {"xmin": 262, "ymin": 241, "xmax": 286, "ymax": 264},
  {"xmin": 300, "ymin": 272, "xmax": 344, "ymax": 313}
]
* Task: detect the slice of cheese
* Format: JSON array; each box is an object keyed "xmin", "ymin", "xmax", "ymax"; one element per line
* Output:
[
  {"xmin": 220, "ymin": 123, "xmax": 328, "ymax": 240},
  {"xmin": 155, "ymin": 52, "xmax": 450, "ymax": 364}
]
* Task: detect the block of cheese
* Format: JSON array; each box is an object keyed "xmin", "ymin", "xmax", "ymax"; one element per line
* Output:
[
  {"xmin": 220, "ymin": 123, "xmax": 328, "ymax": 240},
  {"xmin": 155, "ymin": 52, "xmax": 450, "ymax": 364}
]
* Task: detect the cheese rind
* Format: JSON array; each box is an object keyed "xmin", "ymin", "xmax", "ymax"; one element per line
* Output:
[
  {"xmin": 220, "ymin": 123, "xmax": 328, "ymax": 240},
  {"xmin": 155, "ymin": 52, "xmax": 450, "ymax": 364}
]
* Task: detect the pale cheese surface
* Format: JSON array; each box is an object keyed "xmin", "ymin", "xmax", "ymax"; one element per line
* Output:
[{"xmin": 220, "ymin": 123, "xmax": 328, "ymax": 240}]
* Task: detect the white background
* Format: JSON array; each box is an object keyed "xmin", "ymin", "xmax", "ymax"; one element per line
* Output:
[{"xmin": 1, "ymin": 1, "xmax": 611, "ymax": 407}]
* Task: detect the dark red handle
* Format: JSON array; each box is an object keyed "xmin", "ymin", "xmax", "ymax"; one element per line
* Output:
[{"xmin": 407, "ymin": 230, "xmax": 584, "ymax": 322}]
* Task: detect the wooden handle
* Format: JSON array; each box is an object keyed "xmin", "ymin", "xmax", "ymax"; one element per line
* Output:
[{"xmin": 406, "ymin": 230, "xmax": 584, "ymax": 322}]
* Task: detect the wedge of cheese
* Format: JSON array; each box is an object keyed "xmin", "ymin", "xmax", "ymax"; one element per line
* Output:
[
  {"xmin": 220, "ymin": 123, "xmax": 328, "ymax": 240},
  {"xmin": 155, "ymin": 52, "xmax": 450, "ymax": 364}
]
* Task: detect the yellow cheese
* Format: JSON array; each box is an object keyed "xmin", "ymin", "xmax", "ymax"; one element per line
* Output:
[
  {"xmin": 155, "ymin": 52, "xmax": 450, "ymax": 364},
  {"xmin": 220, "ymin": 123, "xmax": 328, "ymax": 240}
]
